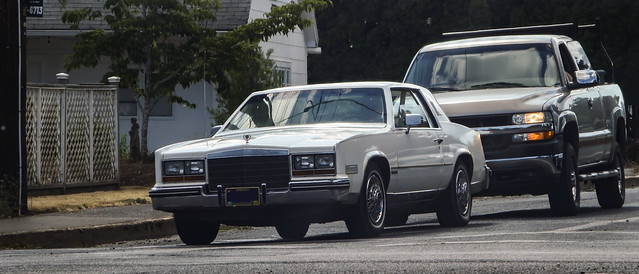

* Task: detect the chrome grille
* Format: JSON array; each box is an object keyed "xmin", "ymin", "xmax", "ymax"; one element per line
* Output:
[{"xmin": 207, "ymin": 155, "xmax": 290, "ymax": 191}]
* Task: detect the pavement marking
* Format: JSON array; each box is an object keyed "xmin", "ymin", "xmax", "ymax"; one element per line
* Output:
[{"xmin": 551, "ymin": 216, "xmax": 639, "ymax": 232}]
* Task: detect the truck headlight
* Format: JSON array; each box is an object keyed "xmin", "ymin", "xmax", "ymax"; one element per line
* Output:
[
  {"xmin": 293, "ymin": 154, "xmax": 336, "ymax": 176},
  {"xmin": 512, "ymin": 112, "xmax": 547, "ymax": 124}
]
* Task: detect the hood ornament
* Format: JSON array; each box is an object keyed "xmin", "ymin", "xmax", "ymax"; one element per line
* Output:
[{"xmin": 243, "ymin": 134, "xmax": 251, "ymax": 143}]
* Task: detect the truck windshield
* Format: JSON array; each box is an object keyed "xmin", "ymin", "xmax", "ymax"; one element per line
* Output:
[{"xmin": 405, "ymin": 43, "xmax": 560, "ymax": 91}]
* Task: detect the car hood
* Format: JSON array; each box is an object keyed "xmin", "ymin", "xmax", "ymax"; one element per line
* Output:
[
  {"xmin": 433, "ymin": 87, "xmax": 562, "ymax": 117},
  {"xmin": 156, "ymin": 125, "xmax": 385, "ymax": 159}
]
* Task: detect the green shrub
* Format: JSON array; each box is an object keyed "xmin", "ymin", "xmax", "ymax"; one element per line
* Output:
[{"xmin": 0, "ymin": 176, "xmax": 19, "ymax": 218}]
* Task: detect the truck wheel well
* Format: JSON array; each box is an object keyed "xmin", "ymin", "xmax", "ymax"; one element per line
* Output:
[
  {"xmin": 564, "ymin": 122, "xmax": 579, "ymax": 155},
  {"xmin": 616, "ymin": 117, "xmax": 626, "ymax": 146}
]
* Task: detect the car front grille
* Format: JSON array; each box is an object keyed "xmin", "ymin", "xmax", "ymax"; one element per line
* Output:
[{"xmin": 207, "ymin": 154, "xmax": 290, "ymax": 191}]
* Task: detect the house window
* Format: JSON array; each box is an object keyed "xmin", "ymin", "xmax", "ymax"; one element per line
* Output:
[
  {"xmin": 118, "ymin": 88, "xmax": 137, "ymax": 116},
  {"xmin": 275, "ymin": 63, "xmax": 291, "ymax": 87},
  {"xmin": 150, "ymin": 95, "xmax": 172, "ymax": 117}
]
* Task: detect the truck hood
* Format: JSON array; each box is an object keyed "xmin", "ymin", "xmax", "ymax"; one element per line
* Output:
[
  {"xmin": 433, "ymin": 87, "xmax": 562, "ymax": 117},
  {"xmin": 156, "ymin": 125, "xmax": 385, "ymax": 159}
]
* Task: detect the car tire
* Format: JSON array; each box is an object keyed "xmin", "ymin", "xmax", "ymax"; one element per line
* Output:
[
  {"xmin": 549, "ymin": 143, "xmax": 580, "ymax": 216},
  {"xmin": 346, "ymin": 162, "xmax": 386, "ymax": 238},
  {"xmin": 595, "ymin": 145, "xmax": 625, "ymax": 208},
  {"xmin": 174, "ymin": 213, "xmax": 220, "ymax": 245},
  {"xmin": 275, "ymin": 222, "xmax": 310, "ymax": 240},
  {"xmin": 385, "ymin": 214, "xmax": 409, "ymax": 227},
  {"xmin": 436, "ymin": 162, "xmax": 472, "ymax": 227}
]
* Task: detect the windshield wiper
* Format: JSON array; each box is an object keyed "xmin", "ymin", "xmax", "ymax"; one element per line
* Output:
[
  {"xmin": 427, "ymin": 87, "xmax": 463, "ymax": 92},
  {"xmin": 470, "ymin": 82, "xmax": 529, "ymax": 89}
]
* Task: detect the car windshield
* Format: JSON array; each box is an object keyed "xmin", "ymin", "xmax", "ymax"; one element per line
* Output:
[
  {"xmin": 225, "ymin": 87, "xmax": 386, "ymax": 131},
  {"xmin": 404, "ymin": 43, "xmax": 560, "ymax": 92}
]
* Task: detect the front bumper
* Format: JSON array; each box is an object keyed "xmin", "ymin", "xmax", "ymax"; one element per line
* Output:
[{"xmin": 149, "ymin": 178, "xmax": 355, "ymax": 212}]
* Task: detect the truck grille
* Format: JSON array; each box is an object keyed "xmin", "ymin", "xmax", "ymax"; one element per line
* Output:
[
  {"xmin": 450, "ymin": 114, "xmax": 510, "ymax": 127},
  {"xmin": 207, "ymin": 155, "xmax": 291, "ymax": 191},
  {"xmin": 450, "ymin": 115, "xmax": 512, "ymax": 152}
]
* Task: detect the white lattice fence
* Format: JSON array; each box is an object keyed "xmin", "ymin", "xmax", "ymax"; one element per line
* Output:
[{"xmin": 26, "ymin": 84, "xmax": 119, "ymax": 192}]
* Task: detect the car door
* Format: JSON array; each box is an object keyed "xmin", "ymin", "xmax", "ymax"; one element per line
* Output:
[{"xmin": 388, "ymin": 88, "xmax": 445, "ymax": 201}]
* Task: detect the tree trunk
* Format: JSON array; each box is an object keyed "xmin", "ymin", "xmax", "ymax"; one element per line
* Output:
[{"xmin": 140, "ymin": 96, "xmax": 151, "ymax": 156}]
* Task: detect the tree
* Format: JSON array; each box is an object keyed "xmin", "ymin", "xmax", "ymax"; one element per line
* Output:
[{"xmin": 60, "ymin": 0, "xmax": 331, "ymax": 155}]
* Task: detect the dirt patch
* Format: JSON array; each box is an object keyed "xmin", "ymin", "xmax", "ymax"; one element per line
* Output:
[
  {"xmin": 119, "ymin": 161, "xmax": 155, "ymax": 187},
  {"xmin": 27, "ymin": 186, "xmax": 151, "ymax": 214}
]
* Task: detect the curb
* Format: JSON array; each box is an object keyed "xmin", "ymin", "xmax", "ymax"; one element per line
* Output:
[{"xmin": 0, "ymin": 217, "xmax": 175, "ymax": 249}]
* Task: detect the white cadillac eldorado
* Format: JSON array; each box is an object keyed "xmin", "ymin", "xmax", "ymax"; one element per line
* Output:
[{"xmin": 150, "ymin": 82, "xmax": 489, "ymax": 245}]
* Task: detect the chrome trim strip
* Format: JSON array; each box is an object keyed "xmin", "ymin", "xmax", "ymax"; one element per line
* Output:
[
  {"xmin": 149, "ymin": 186, "xmax": 202, "ymax": 197},
  {"xmin": 206, "ymin": 148, "xmax": 289, "ymax": 159},
  {"xmin": 486, "ymin": 153, "xmax": 562, "ymax": 163},
  {"xmin": 387, "ymin": 188, "xmax": 439, "ymax": 196},
  {"xmin": 289, "ymin": 179, "xmax": 350, "ymax": 190},
  {"xmin": 474, "ymin": 122, "xmax": 553, "ymax": 135}
]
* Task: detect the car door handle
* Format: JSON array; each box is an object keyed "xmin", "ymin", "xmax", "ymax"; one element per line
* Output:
[{"xmin": 434, "ymin": 138, "xmax": 444, "ymax": 144}]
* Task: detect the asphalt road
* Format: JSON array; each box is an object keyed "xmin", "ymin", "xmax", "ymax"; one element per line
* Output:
[{"xmin": 1, "ymin": 188, "xmax": 638, "ymax": 273}]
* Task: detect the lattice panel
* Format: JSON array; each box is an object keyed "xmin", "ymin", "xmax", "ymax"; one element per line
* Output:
[
  {"xmin": 65, "ymin": 90, "xmax": 91, "ymax": 184},
  {"xmin": 92, "ymin": 89, "xmax": 117, "ymax": 181},
  {"xmin": 26, "ymin": 84, "xmax": 118, "ymax": 189},
  {"xmin": 39, "ymin": 88, "xmax": 63, "ymax": 184}
]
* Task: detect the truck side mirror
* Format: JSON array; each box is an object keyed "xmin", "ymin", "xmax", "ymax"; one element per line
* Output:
[{"xmin": 568, "ymin": 69, "xmax": 599, "ymax": 89}]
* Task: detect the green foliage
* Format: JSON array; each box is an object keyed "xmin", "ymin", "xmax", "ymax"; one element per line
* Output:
[
  {"xmin": 119, "ymin": 135, "xmax": 129, "ymax": 161},
  {"xmin": 210, "ymin": 46, "xmax": 281, "ymax": 124},
  {"xmin": 309, "ymin": 0, "xmax": 639, "ymax": 107},
  {"xmin": 60, "ymin": 0, "xmax": 331, "ymax": 154},
  {"xmin": 0, "ymin": 175, "xmax": 19, "ymax": 218}
]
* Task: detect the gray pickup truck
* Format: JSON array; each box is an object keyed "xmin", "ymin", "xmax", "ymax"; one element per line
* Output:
[{"xmin": 404, "ymin": 23, "xmax": 627, "ymax": 216}]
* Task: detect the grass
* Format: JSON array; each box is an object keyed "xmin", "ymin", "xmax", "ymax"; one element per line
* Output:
[{"xmin": 27, "ymin": 186, "xmax": 151, "ymax": 214}]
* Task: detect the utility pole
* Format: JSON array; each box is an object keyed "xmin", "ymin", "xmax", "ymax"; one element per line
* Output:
[{"xmin": 1, "ymin": 0, "xmax": 28, "ymax": 215}]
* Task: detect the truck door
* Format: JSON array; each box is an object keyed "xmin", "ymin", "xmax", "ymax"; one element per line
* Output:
[{"xmin": 562, "ymin": 41, "xmax": 609, "ymax": 165}]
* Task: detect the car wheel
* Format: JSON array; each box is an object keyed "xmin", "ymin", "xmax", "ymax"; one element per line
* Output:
[
  {"xmin": 275, "ymin": 222, "xmax": 310, "ymax": 240},
  {"xmin": 549, "ymin": 143, "xmax": 580, "ymax": 216},
  {"xmin": 174, "ymin": 213, "xmax": 220, "ymax": 245},
  {"xmin": 436, "ymin": 162, "xmax": 471, "ymax": 227},
  {"xmin": 595, "ymin": 145, "xmax": 625, "ymax": 208},
  {"xmin": 385, "ymin": 214, "xmax": 409, "ymax": 227},
  {"xmin": 346, "ymin": 162, "xmax": 386, "ymax": 237}
]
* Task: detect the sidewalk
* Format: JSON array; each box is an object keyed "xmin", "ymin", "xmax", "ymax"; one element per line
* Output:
[
  {"xmin": 0, "ymin": 204, "xmax": 175, "ymax": 249},
  {"xmin": 1, "ymin": 169, "xmax": 638, "ymax": 249}
]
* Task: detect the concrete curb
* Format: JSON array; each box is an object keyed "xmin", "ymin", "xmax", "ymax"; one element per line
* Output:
[{"xmin": 0, "ymin": 217, "xmax": 175, "ymax": 249}]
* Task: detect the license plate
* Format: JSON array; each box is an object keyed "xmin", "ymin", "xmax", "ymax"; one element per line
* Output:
[{"xmin": 225, "ymin": 187, "xmax": 261, "ymax": 206}]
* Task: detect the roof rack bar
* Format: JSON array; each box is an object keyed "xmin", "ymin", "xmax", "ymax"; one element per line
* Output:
[{"xmin": 442, "ymin": 22, "xmax": 580, "ymax": 39}]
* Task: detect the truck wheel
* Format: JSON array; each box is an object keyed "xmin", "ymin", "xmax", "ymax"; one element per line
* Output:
[
  {"xmin": 346, "ymin": 163, "xmax": 386, "ymax": 237},
  {"xmin": 549, "ymin": 143, "xmax": 580, "ymax": 216},
  {"xmin": 595, "ymin": 145, "xmax": 625, "ymax": 208},
  {"xmin": 436, "ymin": 162, "xmax": 472, "ymax": 227},
  {"xmin": 275, "ymin": 222, "xmax": 310, "ymax": 240},
  {"xmin": 174, "ymin": 213, "xmax": 220, "ymax": 245}
]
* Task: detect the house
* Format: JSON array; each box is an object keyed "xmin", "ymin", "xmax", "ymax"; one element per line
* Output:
[{"xmin": 26, "ymin": 0, "xmax": 321, "ymax": 152}]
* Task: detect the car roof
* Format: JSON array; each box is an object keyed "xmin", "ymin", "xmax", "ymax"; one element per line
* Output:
[
  {"xmin": 417, "ymin": 34, "xmax": 572, "ymax": 52},
  {"xmin": 252, "ymin": 82, "xmax": 424, "ymax": 96}
]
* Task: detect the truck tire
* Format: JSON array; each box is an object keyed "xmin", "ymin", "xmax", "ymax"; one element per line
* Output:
[
  {"xmin": 594, "ymin": 145, "xmax": 625, "ymax": 208},
  {"xmin": 549, "ymin": 143, "xmax": 580, "ymax": 216}
]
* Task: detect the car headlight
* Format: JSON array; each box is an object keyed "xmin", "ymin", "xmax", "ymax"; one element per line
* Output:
[
  {"xmin": 293, "ymin": 154, "xmax": 336, "ymax": 176},
  {"xmin": 163, "ymin": 160, "xmax": 205, "ymax": 182},
  {"xmin": 512, "ymin": 112, "xmax": 548, "ymax": 124}
]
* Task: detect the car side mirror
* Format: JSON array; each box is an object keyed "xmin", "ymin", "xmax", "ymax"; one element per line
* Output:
[
  {"xmin": 210, "ymin": 125, "xmax": 223, "ymax": 137},
  {"xmin": 405, "ymin": 114, "xmax": 421, "ymax": 134}
]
